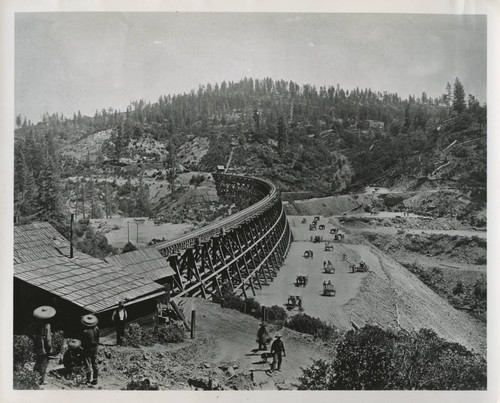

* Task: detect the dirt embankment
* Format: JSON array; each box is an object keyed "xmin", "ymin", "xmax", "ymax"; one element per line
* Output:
[
  {"xmin": 44, "ymin": 297, "xmax": 332, "ymax": 391},
  {"xmin": 264, "ymin": 216, "xmax": 486, "ymax": 355},
  {"xmin": 339, "ymin": 215, "xmax": 469, "ymax": 231},
  {"xmin": 285, "ymin": 194, "xmax": 376, "ymax": 216},
  {"xmin": 360, "ymin": 231, "xmax": 486, "ymax": 267},
  {"xmin": 285, "ymin": 189, "xmax": 485, "ymax": 226}
]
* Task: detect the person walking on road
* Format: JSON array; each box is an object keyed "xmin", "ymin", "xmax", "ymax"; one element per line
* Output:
[
  {"xmin": 32, "ymin": 306, "xmax": 55, "ymax": 385},
  {"xmin": 257, "ymin": 322, "xmax": 270, "ymax": 350},
  {"xmin": 112, "ymin": 300, "xmax": 128, "ymax": 346},
  {"xmin": 81, "ymin": 314, "xmax": 100, "ymax": 386},
  {"xmin": 270, "ymin": 334, "xmax": 286, "ymax": 371}
]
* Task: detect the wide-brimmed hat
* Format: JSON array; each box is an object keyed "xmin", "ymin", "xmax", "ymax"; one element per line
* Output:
[
  {"xmin": 275, "ymin": 333, "xmax": 282, "ymax": 338},
  {"xmin": 81, "ymin": 314, "xmax": 98, "ymax": 327},
  {"xmin": 67, "ymin": 339, "xmax": 82, "ymax": 349},
  {"xmin": 33, "ymin": 306, "xmax": 56, "ymax": 320}
]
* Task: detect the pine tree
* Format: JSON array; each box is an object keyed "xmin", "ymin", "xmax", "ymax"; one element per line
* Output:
[
  {"xmin": 167, "ymin": 139, "xmax": 177, "ymax": 194},
  {"xmin": 135, "ymin": 176, "xmax": 151, "ymax": 217},
  {"xmin": 277, "ymin": 116, "xmax": 287, "ymax": 160},
  {"xmin": 36, "ymin": 159, "xmax": 63, "ymax": 222},
  {"xmin": 444, "ymin": 82, "xmax": 452, "ymax": 106},
  {"xmin": 21, "ymin": 169, "xmax": 37, "ymax": 217},
  {"xmin": 452, "ymin": 77, "xmax": 466, "ymax": 115}
]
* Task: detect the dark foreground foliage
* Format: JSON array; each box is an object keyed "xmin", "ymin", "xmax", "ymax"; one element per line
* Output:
[
  {"xmin": 124, "ymin": 322, "xmax": 186, "ymax": 347},
  {"xmin": 125, "ymin": 378, "xmax": 159, "ymax": 390},
  {"xmin": 13, "ymin": 335, "xmax": 39, "ymax": 389},
  {"xmin": 213, "ymin": 287, "xmax": 288, "ymax": 324},
  {"xmin": 298, "ymin": 325, "xmax": 486, "ymax": 390},
  {"xmin": 285, "ymin": 313, "xmax": 338, "ymax": 342}
]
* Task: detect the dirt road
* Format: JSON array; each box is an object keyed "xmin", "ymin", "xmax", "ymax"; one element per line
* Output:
[
  {"xmin": 179, "ymin": 297, "xmax": 333, "ymax": 390},
  {"xmin": 256, "ymin": 216, "xmax": 486, "ymax": 354}
]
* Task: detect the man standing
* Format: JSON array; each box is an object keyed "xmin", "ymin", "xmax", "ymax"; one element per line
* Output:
[
  {"xmin": 81, "ymin": 314, "xmax": 99, "ymax": 386},
  {"xmin": 256, "ymin": 322, "xmax": 269, "ymax": 350},
  {"xmin": 32, "ymin": 306, "xmax": 55, "ymax": 385},
  {"xmin": 111, "ymin": 300, "xmax": 128, "ymax": 346},
  {"xmin": 270, "ymin": 334, "xmax": 286, "ymax": 371}
]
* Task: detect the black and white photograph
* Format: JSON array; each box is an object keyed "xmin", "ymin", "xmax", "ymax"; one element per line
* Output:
[{"xmin": 2, "ymin": 1, "xmax": 499, "ymax": 401}]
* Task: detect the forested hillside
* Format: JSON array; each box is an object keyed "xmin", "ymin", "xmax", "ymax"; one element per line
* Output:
[{"xmin": 14, "ymin": 76, "xmax": 486, "ymax": 230}]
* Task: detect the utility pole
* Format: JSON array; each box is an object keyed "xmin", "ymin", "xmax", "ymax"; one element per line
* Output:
[
  {"xmin": 127, "ymin": 221, "xmax": 130, "ymax": 243},
  {"xmin": 134, "ymin": 218, "xmax": 145, "ymax": 244}
]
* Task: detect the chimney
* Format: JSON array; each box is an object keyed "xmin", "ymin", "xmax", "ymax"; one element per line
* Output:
[{"xmin": 70, "ymin": 213, "xmax": 74, "ymax": 258}]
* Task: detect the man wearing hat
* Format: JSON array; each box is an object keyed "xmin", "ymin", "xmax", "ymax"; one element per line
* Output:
[
  {"xmin": 111, "ymin": 300, "xmax": 128, "ymax": 346},
  {"xmin": 32, "ymin": 306, "xmax": 56, "ymax": 385},
  {"xmin": 81, "ymin": 314, "xmax": 100, "ymax": 385},
  {"xmin": 270, "ymin": 333, "xmax": 286, "ymax": 371},
  {"xmin": 256, "ymin": 322, "xmax": 270, "ymax": 350}
]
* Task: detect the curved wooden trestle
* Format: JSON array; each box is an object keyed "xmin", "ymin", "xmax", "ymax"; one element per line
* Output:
[{"xmin": 155, "ymin": 174, "xmax": 292, "ymax": 300}]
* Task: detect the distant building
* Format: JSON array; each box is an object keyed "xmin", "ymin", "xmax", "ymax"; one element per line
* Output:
[{"xmin": 216, "ymin": 165, "xmax": 225, "ymax": 173}]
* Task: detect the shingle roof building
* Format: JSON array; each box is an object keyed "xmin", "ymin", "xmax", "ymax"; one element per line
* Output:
[
  {"xmin": 105, "ymin": 249, "xmax": 175, "ymax": 282},
  {"xmin": 14, "ymin": 222, "xmax": 165, "ymax": 313}
]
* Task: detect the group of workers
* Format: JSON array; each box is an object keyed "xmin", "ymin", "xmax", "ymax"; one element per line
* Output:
[
  {"xmin": 30, "ymin": 301, "xmax": 128, "ymax": 386},
  {"xmin": 257, "ymin": 323, "xmax": 286, "ymax": 372},
  {"xmin": 304, "ymin": 249, "xmax": 314, "ymax": 258}
]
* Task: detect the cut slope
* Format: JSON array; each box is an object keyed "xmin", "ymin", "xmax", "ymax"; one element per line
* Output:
[{"xmin": 258, "ymin": 216, "xmax": 485, "ymax": 355}]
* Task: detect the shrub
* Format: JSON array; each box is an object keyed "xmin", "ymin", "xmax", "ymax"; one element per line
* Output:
[
  {"xmin": 298, "ymin": 325, "xmax": 486, "ymax": 390},
  {"xmin": 220, "ymin": 293, "xmax": 245, "ymax": 311},
  {"xmin": 13, "ymin": 335, "xmax": 34, "ymax": 368},
  {"xmin": 125, "ymin": 378, "xmax": 159, "ymax": 390},
  {"xmin": 452, "ymin": 281, "xmax": 464, "ymax": 295},
  {"xmin": 124, "ymin": 323, "xmax": 143, "ymax": 347},
  {"xmin": 51, "ymin": 330, "xmax": 65, "ymax": 355},
  {"xmin": 122, "ymin": 241, "xmax": 138, "ymax": 254},
  {"xmin": 13, "ymin": 366, "xmax": 40, "ymax": 390},
  {"xmin": 155, "ymin": 324, "xmax": 186, "ymax": 343},
  {"xmin": 266, "ymin": 305, "xmax": 287, "ymax": 322},
  {"xmin": 285, "ymin": 313, "xmax": 336, "ymax": 342},
  {"xmin": 125, "ymin": 322, "xmax": 186, "ymax": 347},
  {"xmin": 244, "ymin": 298, "xmax": 262, "ymax": 318}
]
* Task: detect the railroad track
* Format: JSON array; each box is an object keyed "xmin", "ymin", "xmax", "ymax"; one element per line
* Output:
[{"xmin": 154, "ymin": 173, "xmax": 280, "ymax": 254}]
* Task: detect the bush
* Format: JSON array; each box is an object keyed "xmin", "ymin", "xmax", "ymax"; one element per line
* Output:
[
  {"xmin": 266, "ymin": 305, "xmax": 287, "ymax": 322},
  {"xmin": 125, "ymin": 378, "xmax": 159, "ymax": 390},
  {"xmin": 298, "ymin": 325, "xmax": 486, "ymax": 390},
  {"xmin": 452, "ymin": 281, "xmax": 464, "ymax": 295},
  {"xmin": 125, "ymin": 322, "xmax": 186, "ymax": 347},
  {"xmin": 124, "ymin": 323, "xmax": 143, "ymax": 347},
  {"xmin": 13, "ymin": 335, "xmax": 42, "ymax": 390},
  {"xmin": 220, "ymin": 293, "xmax": 245, "ymax": 312},
  {"xmin": 13, "ymin": 335, "xmax": 34, "ymax": 368},
  {"xmin": 14, "ymin": 366, "xmax": 40, "ymax": 390},
  {"xmin": 285, "ymin": 313, "xmax": 337, "ymax": 341},
  {"xmin": 122, "ymin": 241, "xmax": 138, "ymax": 254},
  {"xmin": 51, "ymin": 330, "xmax": 65, "ymax": 355},
  {"xmin": 155, "ymin": 324, "xmax": 186, "ymax": 343},
  {"xmin": 244, "ymin": 298, "xmax": 262, "ymax": 318}
]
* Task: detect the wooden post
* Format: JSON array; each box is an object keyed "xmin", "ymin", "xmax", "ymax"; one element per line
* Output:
[
  {"xmin": 261, "ymin": 306, "xmax": 266, "ymax": 322},
  {"xmin": 190, "ymin": 310, "xmax": 196, "ymax": 339},
  {"xmin": 165, "ymin": 283, "xmax": 171, "ymax": 307},
  {"xmin": 70, "ymin": 213, "xmax": 74, "ymax": 258}
]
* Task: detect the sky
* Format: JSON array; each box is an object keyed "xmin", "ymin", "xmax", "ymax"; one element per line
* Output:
[{"xmin": 15, "ymin": 12, "xmax": 487, "ymax": 123}]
